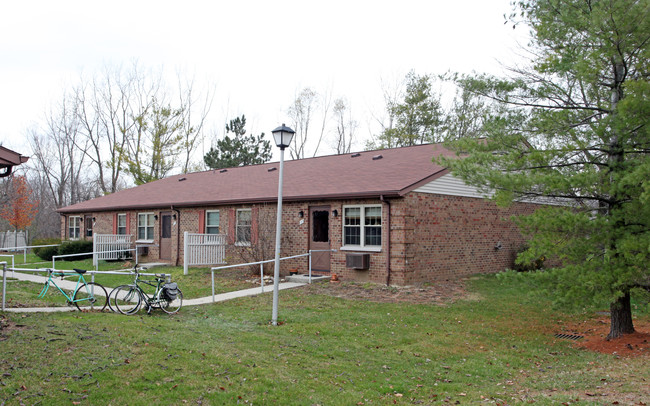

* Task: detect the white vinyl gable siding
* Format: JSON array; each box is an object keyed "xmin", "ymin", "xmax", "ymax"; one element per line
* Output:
[
  {"xmin": 413, "ymin": 173, "xmax": 492, "ymax": 199},
  {"xmin": 415, "ymin": 173, "xmax": 574, "ymax": 206}
]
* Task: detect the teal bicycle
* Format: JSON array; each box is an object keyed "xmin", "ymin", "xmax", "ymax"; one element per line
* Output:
[{"xmin": 38, "ymin": 268, "xmax": 108, "ymax": 311}]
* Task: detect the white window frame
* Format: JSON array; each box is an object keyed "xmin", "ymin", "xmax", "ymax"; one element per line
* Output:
[
  {"xmin": 341, "ymin": 205, "xmax": 382, "ymax": 252},
  {"xmin": 68, "ymin": 216, "xmax": 81, "ymax": 240},
  {"xmin": 235, "ymin": 208, "xmax": 252, "ymax": 246},
  {"xmin": 137, "ymin": 212, "xmax": 155, "ymax": 242},
  {"xmin": 206, "ymin": 210, "xmax": 220, "ymax": 235},
  {"xmin": 117, "ymin": 213, "xmax": 127, "ymax": 235}
]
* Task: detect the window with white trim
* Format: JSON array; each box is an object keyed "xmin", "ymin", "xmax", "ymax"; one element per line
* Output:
[
  {"xmin": 236, "ymin": 209, "xmax": 252, "ymax": 245},
  {"xmin": 206, "ymin": 210, "xmax": 220, "ymax": 234},
  {"xmin": 343, "ymin": 205, "xmax": 382, "ymax": 248},
  {"xmin": 68, "ymin": 216, "xmax": 81, "ymax": 240},
  {"xmin": 117, "ymin": 214, "xmax": 127, "ymax": 235},
  {"xmin": 137, "ymin": 213, "xmax": 155, "ymax": 241}
]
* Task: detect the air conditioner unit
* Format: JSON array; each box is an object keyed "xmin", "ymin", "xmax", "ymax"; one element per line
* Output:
[{"xmin": 346, "ymin": 253, "xmax": 370, "ymax": 270}]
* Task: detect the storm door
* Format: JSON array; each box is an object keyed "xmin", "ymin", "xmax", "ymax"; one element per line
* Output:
[
  {"xmin": 160, "ymin": 212, "xmax": 172, "ymax": 260},
  {"xmin": 309, "ymin": 206, "xmax": 331, "ymax": 272}
]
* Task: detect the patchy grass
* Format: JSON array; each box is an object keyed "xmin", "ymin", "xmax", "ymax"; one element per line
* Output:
[{"xmin": 0, "ymin": 275, "xmax": 648, "ymax": 405}]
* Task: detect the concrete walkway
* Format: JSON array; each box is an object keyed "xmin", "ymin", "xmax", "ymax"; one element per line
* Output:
[{"xmin": 2, "ymin": 271, "xmax": 306, "ymax": 313}]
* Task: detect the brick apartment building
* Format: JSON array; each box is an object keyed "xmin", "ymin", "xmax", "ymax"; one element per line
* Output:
[{"xmin": 57, "ymin": 143, "xmax": 541, "ymax": 285}]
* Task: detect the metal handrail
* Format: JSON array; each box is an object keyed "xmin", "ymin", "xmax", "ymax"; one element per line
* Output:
[
  {"xmin": 209, "ymin": 249, "xmax": 336, "ymax": 302},
  {"xmin": 1, "ymin": 243, "xmax": 60, "ymax": 264},
  {"xmin": 0, "ymin": 265, "xmax": 171, "ymax": 311}
]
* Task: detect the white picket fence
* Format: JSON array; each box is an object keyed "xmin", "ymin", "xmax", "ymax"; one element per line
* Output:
[
  {"xmin": 183, "ymin": 232, "xmax": 226, "ymax": 274},
  {"xmin": 93, "ymin": 234, "xmax": 133, "ymax": 265}
]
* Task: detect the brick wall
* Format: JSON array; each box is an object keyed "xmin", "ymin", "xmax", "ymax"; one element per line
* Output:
[
  {"xmin": 60, "ymin": 192, "xmax": 539, "ymax": 285},
  {"xmin": 394, "ymin": 192, "xmax": 538, "ymax": 284}
]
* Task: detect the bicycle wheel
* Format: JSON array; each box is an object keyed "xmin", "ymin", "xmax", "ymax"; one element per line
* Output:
[
  {"xmin": 73, "ymin": 282, "xmax": 108, "ymax": 311},
  {"xmin": 158, "ymin": 287, "xmax": 183, "ymax": 314},
  {"xmin": 107, "ymin": 284, "xmax": 131, "ymax": 313},
  {"xmin": 113, "ymin": 285, "xmax": 142, "ymax": 315}
]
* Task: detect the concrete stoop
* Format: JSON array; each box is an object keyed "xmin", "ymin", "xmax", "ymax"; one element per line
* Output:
[{"xmin": 286, "ymin": 274, "xmax": 330, "ymax": 283}]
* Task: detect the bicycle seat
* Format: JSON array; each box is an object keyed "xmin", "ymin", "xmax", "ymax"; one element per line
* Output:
[{"xmin": 73, "ymin": 268, "xmax": 87, "ymax": 274}]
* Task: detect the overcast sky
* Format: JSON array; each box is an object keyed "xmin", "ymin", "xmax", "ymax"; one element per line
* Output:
[{"xmin": 0, "ymin": 0, "xmax": 529, "ymax": 159}]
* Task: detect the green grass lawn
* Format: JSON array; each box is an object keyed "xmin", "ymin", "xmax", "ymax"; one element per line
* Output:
[{"xmin": 1, "ymin": 274, "xmax": 648, "ymax": 405}]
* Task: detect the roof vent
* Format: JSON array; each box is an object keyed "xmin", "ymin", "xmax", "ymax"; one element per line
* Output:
[
  {"xmin": 267, "ymin": 167, "xmax": 277, "ymax": 172},
  {"xmin": 178, "ymin": 177, "xmax": 187, "ymax": 182},
  {"xmin": 351, "ymin": 153, "xmax": 361, "ymax": 158},
  {"xmin": 372, "ymin": 154, "xmax": 383, "ymax": 160},
  {"xmin": 219, "ymin": 169, "xmax": 228, "ymax": 173}
]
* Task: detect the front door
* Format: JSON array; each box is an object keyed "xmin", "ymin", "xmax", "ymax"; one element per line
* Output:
[
  {"xmin": 160, "ymin": 212, "xmax": 172, "ymax": 261},
  {"xmin": 309, "ymin": 206, "xmax": 331, "ymax": 272}
]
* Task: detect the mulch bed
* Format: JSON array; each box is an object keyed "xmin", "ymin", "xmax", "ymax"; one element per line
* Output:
[
  {"xmin": 566, "ymin": 318, "xmax": 650, "ymax": 357},
  {"xmin": 302, "ymin": 279, "xmax": 469, "ymax": 305}
]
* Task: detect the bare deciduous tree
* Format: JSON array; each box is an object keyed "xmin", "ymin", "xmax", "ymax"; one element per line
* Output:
[
  {"xmin": 28, "ymin": 94, "xmax": 91, "ymax": 208},
  {"xmin": 176, "ymin": 73, "xmax": 214, "ymax": 174},
  {"xmin": 331, "ymin": 97, "xmax": 357, "ymax": 154},
  {"xmin": 287, "ymin": 87, "xmax": 332, "ymax": 159},
  {"xmin": 73, "ymin": 63, "xmax": 148, "ymax": 194}
]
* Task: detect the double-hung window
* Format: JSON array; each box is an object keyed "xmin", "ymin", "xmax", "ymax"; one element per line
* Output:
[
  {"xmin": 68, "ymin": 216, "xmax": 81, "ymax": 240},
  {"xmin": 343, "ymin": 205, "xmax": 382, "ymax": 249},
  {"xmin": 236, "ymin": 209, "xmax": 252, "ymax": 245},
  {"xmin": 117, "ymin": 214, "xmax": 127, "ymax": 235},
  {"xmin": 206, "ymin": 211, "xmax": 220, "ymax": 234},
  {"xmin": 137, "ymin": 213, "xmax": 155, "ymax": 241}
]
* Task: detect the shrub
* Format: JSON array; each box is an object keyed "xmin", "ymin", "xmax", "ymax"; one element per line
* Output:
[
  {"xmin": 513, "ymin": 244, "xmax": 545, "ymax": 272},
  {"xmin": 57, "ymin": 240, "xmax": 94, "ymax": 261},
  {"xmin": 35, "ymin": 245, "xmax": 60, "ymax": 261},
  {"xmin": 32, "ymin": 238, "xmax": 61, "ymax": 258}
]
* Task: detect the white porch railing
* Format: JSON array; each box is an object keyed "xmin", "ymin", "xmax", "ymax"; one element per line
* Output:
[
  {"xmin": 93, "ymin": 234, "xmax": 133, "ymax": 265},
  {"xmin": 183, "ymin": 232, "xmax": 226, "ymax": 275}
]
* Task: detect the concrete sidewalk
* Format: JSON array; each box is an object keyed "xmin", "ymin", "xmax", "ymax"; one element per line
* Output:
[
  {"xmin": 183, "ymin": 282, "xmax": 306, "ymax": 306},
  {"xmin": 2, "ymin": 271, "xmax": 306, "ymax": 313}
]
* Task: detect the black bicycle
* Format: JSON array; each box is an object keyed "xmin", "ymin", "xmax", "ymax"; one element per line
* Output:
[{"xmin": 110, "ymin": 269, "xmax": 182, "ymax": 315}]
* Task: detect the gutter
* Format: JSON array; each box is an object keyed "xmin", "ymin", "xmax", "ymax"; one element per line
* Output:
[
  {"xmin": 55, "ymin": 191, "xmax": 404, "ymax": 214},
  {"xmin": 380, "ymin": 195, "xmax": 392, "ymax": 286}
]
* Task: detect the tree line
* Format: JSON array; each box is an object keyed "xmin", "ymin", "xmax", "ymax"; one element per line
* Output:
[{"xmin": 5, "ymin": 62, "xmax": 484, "ymax": 240}]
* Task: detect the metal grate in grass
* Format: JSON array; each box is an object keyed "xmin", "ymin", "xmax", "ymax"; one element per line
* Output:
[{"xmin": 554, "ymin": 333, "xmax": 584, "ymax": 340}]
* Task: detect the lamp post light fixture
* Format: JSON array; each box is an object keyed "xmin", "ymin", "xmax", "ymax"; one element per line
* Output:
[{"xmin": 271, "ymin": 123, "xmax": 295, "ymax": 326}]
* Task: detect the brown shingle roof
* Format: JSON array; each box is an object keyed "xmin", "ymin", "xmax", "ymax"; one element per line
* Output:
[{"xmin": 57, "ymin": 143, "xmax": 455, "ymax": 213}]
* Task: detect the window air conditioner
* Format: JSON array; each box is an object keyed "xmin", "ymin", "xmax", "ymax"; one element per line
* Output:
[{"xmin": 346, "ymin": 253, "xmax": 370, "ymax": 270}]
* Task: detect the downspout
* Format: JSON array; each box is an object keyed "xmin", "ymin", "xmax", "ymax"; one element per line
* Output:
[
  {"xmin": 380, "ymin": 195, "xmax": 392, "ymax": 286},
  {"xmin": 172, "ymin": 206, "xmax": 181, "ymax": 266}
]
